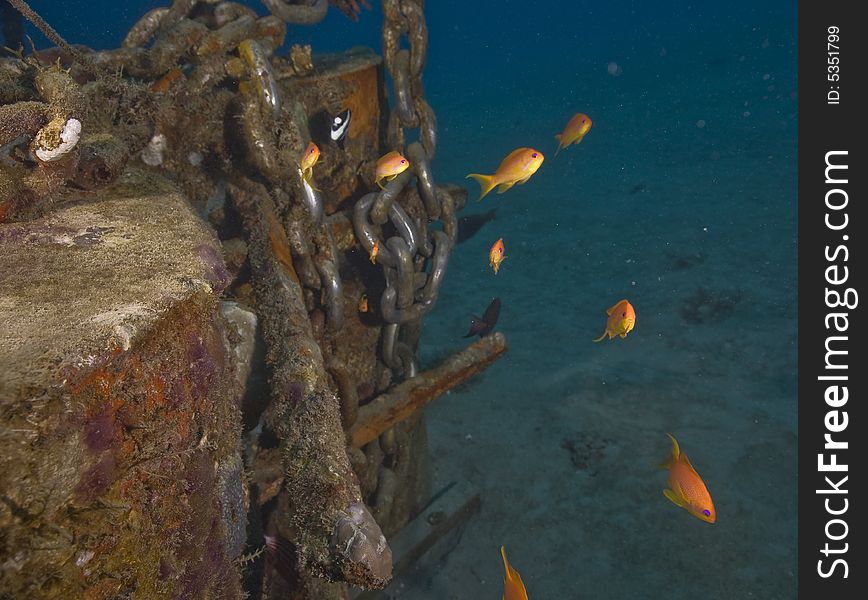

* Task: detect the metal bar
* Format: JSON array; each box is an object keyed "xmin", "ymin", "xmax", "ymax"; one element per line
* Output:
[{"xmin": 349, "ymin": 333, "xmax": 507, "ymax": 448}]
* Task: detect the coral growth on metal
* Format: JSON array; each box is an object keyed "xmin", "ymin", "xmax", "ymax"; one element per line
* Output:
[{"xmin": 1, "ymin": 1, "xmax": 501, "ymax": 598}]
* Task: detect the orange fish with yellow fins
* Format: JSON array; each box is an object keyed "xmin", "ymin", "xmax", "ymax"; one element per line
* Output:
[
  {"xmin": 500, "ymin": 546, "xmax": 529, "ymax": 600},
  {"xmin": 489, "ymin": 238, "xmax": 506, "ymax": 274},
  {"xmin": 593, "ymin": 299, "xmax": 636, "ymax": 342},
  {"xmin": 375, "ymin": 150, "xmax": 410, "ymax": 188},
  {"xmin": 660, "ymin": 433, "xmax": 717, "ymax": 523},
  {"xmin": 466, "ymin": 147, "xmax": 544, "ymax": 201},
  {"xmin": 555, "ymin": 113, "xmax": 592, "ymax": 155},
  {"xmin": 299, "ymin": 141, "xmax": 320, "ymax": 189}
]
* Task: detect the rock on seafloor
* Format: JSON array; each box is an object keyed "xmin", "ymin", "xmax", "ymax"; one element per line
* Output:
[{"xmin": 0, "ymin": 167, "xmax": 246, "ymax": 599}]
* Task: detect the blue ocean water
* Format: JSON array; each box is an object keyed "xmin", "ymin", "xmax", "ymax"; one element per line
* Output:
[{"xmin": 13, "ymin": 1, "xmax": 797, "ymax": 597}]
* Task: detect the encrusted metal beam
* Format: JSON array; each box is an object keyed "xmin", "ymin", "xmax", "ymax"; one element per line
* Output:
[
  {"xmin": 349, "ymin": 332, "xmax": 508, "ymax": 448},
  {"xmin": 231, "ymin": 179, "xmax": 393, "ymax": 590}
]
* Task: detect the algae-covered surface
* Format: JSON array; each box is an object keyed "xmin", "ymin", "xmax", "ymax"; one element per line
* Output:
[
  {"xmin": 0, "ymin": 166, "xmax": 227, "ymax": 395},
  {"xmin": 0, "ymin": 167, "xmax": 241, "ymax": 599}
]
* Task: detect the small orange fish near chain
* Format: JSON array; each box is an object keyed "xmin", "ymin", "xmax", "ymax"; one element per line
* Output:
[
  {"xmin": 358, "ymin": 294, "xmax": 368, "ymax": 313},
  {"xmin": 500, "ymin": 546, "xmax": 529, "ymax": 600},
  {"xmin": 593, "ymin": 299, "xmax": 635, "ymax": 342},
  {"xmin": 299, "ymin": 141, "xmax": 320, "ymax": 190},
  {"xmin": 660, "ymin": 433, "xmax": 717, "ymax": 523},
  {"xmin": 374, "ymin": 150, "xmax": 410, "ymax": 188},
  {"xmin": 369, "ymin": 240, "xmax": 379, "ymax": 264},
  {"xmin": 489, "ymin": 238, "xmax": 506, "ymax": 274},
  {"xmin": 554, "ymin": 113, "xmax": 592, "ymax": 155}
]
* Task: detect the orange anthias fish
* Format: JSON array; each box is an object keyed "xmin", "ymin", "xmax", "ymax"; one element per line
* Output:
[
  {"xmin": 466, "ymin": 147, "xmax": 544, "ymax": 201},
  {"xmin": 660, "ymin": 433, "xmax": 717, "ymax": 523},
  {"xmin": 489, "ymin": 238, "xmax": 506, "ymax": 274},
  {"xmin": 375, "ymin": 150, "xmax": 410, "ymax": 188},
  {"xmin": 369, "ymin": 240, "xmax": 379, "ymax": 264},
  {"xmin": 554, "ymin": 113, "xmax": 592, "ymax": 155},
  {"xmin": 299, "ymin": 141, "xmax": 320, "ymax": 189},
  {"xmin": 593, "ymin": 299, "xmax": 636, "ymax": 342},
  {"xmin": 500, "ymin": 546, "xmax": 529, "ymax": 600}
]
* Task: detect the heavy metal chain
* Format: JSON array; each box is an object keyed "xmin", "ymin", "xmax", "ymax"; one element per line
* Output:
[
  {"xmin": 121, "ymin": 2, "xmax": 453, "ymax": 381},
  {"xmin": 352, "ymin": 0, "xmax": 457, "ymax": 380}
]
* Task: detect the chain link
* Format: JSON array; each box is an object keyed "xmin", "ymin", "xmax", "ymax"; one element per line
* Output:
[{"xmin": 363, "ymin": 0, "xmax": 454, "ymax": 380}]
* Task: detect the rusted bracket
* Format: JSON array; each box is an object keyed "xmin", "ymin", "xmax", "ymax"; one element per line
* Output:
[{"xmin": 349, "ymin": 332, "xmax": 508, "ymax": 448}]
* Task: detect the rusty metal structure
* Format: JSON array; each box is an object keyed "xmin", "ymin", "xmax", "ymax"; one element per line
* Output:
[{"xmin": 0, "ymin": 1, "xmax": 507, "ymax": 598}]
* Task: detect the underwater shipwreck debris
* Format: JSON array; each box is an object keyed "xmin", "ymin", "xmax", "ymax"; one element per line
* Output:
[
  {"xmin": 0, "ymin": 171, "xmax": 247, "ymax": 600},
  {"xmin": 32, "ymin": 115, "xmax": 81, "ymax": 161},
  {"xmin": 290, "ymin": 42, "xmax": 315, "ymax": 74},
  {"xmin": 263, "ymin": 0, "xmax": 329, "ymax": 25},
  {"xmin": 0, "ymin": 113, "xmax": 75, "ymax": 218},
  {"xmin": 239, "ymin": 38, "xmax": 281, "ymax": 119},
  {"xmin": 6, "ymin": 0, "xmax": 90, "ymax": 69},
  {"xmin": 231, "ymin": 179, "xmax": 392, "ymax": 588},
  {"xmin": 349, "ymin": 332, "xmax": 508, "ymax": 448},
  {"xmin": 1, "ymin": 0, "xmax": 501, "ymax": 597}
]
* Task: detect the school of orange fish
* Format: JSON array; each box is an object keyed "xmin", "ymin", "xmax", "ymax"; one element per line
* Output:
[{"xmin": 298, "ymin": 112, "xmax": 716, "ymax": 599}]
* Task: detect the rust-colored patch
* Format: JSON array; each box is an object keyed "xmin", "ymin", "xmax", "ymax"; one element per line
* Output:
[
  {"xmin": 339, "ymin": 67, "xmax": 379, "ymax": 145},
  {"xmin": 349, "ymin": 334, "xmax": 508, "ymax": 447},
  {"xmin": 150, "ymin": 67, "xmax": 184, "ymax": 93},
  {"xmin": 144, "ymin": 376, "xmax": 167, "ymax": 412}
]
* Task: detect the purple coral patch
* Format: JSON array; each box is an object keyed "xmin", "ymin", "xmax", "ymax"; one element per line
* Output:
[
  {"xmin": 158, "ymin": 557, "xmax": 173, "ymax": 580},
  {"xmin": 187, "ymin": 333, "xmax": 216, "ymax": 401},
  {"xmin": 177, "ymin": 517, "xmax": 230, "ymax": 599},
  {"xmin": 287, "ymin": 381, "xmax": 305, "ymax": 409},
  {"xmin": 83, "ymin": 412, "xmax": 121, "ymax": 452},
  {"xmin": 197, "ymin": 244, "xmax": 230, "ymax": 294},
  {"xmin": 167, "ymin": 377, "xmax": 189, "ymax": 408},
  {"xmin": 184, "ymin": 450, "xmax": 212, "ymax": 494},
  {"xmin": 75, "ymin": 453, "xmax": 116, "ymax": 500},
  {"xmin": 0, "ymin": 225, "xmax": 29, "ymax": 245}
]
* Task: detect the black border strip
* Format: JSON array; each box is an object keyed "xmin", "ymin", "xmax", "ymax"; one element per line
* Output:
[{"xmin": 798, "ymin": 1, "xmax": 865, "ymax": 596}]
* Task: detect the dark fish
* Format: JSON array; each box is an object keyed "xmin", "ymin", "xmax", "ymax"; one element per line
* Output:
[
  {"xmin": 456, "ymin": 208, "xmax": 497, "ymax": 244},
  {"xmin": 330, "ymin": 108, "xmax": 351, "ymax": 148},
  {"xmin": 463, "ymin": 297, "xmax": 501, "ymax": 338}
]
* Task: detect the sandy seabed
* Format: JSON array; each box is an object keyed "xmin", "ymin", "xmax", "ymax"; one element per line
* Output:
[{"xmin": 384, "ymin": 14, "xmax": 798, "ymax": 599}]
